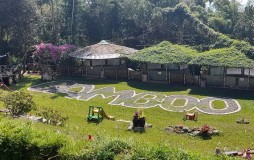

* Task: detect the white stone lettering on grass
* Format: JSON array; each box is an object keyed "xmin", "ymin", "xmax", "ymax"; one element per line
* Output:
[
  {"xmin": 28, "ymin": 81, "xmax": 241, "ymax": 115},
  {"xmin": 160, "ymin": 95, "xmax": 199, "ymax": 112},
  {"xmin": 198, "ymin": 98, "xmax": 241, "ymax": 115},
  {"xmin": 110, "ymin": 92, "xmax": 165, "ymax": 108},
  {"xmin": 171, "ymin": 98, "xmax": 188, "ymax": 107}
]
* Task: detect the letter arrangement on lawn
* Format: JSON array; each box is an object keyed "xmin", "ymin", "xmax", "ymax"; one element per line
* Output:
[{"xmin": 29, "ymin": 81, "xmax": 241, "ymax": 115}]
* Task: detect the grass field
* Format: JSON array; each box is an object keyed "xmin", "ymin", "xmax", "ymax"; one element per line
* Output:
[{"xmin": 1, "ymin": 74, "xmax": 254, "ymax": 158}]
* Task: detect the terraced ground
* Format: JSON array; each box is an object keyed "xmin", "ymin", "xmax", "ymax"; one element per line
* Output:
[{"xmin": 1, "ymin": 74, "xmax": 254, "ymax": 158}]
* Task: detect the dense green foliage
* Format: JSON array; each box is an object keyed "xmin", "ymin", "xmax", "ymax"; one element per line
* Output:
[
  {"xmin": 0, "ymin": 119, "xmax": 67, "ymax": 160},
  {"xmin": 1, "ymin": 0, "xmax": 254, "ymax": 61},
  {"xmin": 0, "ymin": 0, "xmax": 37, "ymax": 56},
  {"xmin": 130, "ymin": 41, "xmax": 254, "ymax": 68},
  {"xmin": 3, "ymin": 91, "xmax": 36, "ymax": 117},
  {"xmin": 0, "ymin": 118, "xmax": 205, "ymax": 160},
  {"xmin": 189, "ymin": 47, "xmax": 254, "ymax": 68},
  {"xmin": 130, "ymin": 41, "xmax": 198, "ymax": 64}
]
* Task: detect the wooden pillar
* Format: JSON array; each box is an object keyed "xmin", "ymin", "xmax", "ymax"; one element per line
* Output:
[
  {"xmin": 127, "ymin": 68, "xmax": 130, "ymax": 80},
  {"xmin": 223, "ymin": 66, "xmax": 226, "ymax": 88},
  {"xmin": 85, "ymin": 61, "xmax": 88, "ymax": 76},
  {"xmin": 198, "ymin": 65, "xmax": 201, "ymax": 86},
  {"xmin": 198, "ymin": 75, "xmax": 200, "ymax": 86},
  {"xmin": 147, "ymin": 63, "xmax": 150, "ymax": 82},
  {"xmin": 81, "ymin": 60, "xmax": 84, "ymax": 77},
  {"xmin": 165, "ymin": 66, "xmax": 168, "ymax": 82},
  {"xmin": 248, "ymin": 68, "xmax": 250, "ymax": 89},
  {"xmin": 115, "ymin": 68, "xmax": 117, "ymax": 80},
  {"xmin": 169, "ymin": 73, "xmax": 171, "ymax": 84},
  {"xmin": 183, "ymin": 68, "xmax": 186, "ymax": 85},
  {"xmin": 102, "ymin": 68, "xmax": 105, "ymax": 79},
  {"xmin": 100, "ymin": 65, "xmax": 104, "ymax": 79},
  {"xmin": 140, "ymin": 70, "xmax": 142, "ymax": 81},
  {"xmin": 184, "ymin": 73, "xmax": 186, "ymax": 85}
]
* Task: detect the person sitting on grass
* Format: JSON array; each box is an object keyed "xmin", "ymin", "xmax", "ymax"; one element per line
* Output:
[
  {"xmin": 132, "ymin": 110, "xmax": 146, "ymax": 129},
  {"xmin": 132, "ymin": 112, "xmax": 139, "ymax": 129}
]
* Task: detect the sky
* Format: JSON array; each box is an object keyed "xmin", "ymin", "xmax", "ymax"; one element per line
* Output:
[{"xmin": 237, "ymin": 0, "xmax": 248, "ymax": 5}]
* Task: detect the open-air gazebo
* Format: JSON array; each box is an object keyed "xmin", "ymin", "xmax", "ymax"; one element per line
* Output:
[{"xmin": 67, "ymin": 40, "xmax": 137, "ymax": 79}]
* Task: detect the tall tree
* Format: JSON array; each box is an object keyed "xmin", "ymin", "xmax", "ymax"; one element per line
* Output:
[
  {"xmin": 0, "ymin": 0, "xmax": 38, "ymax": 58},
  {"xmin": 36, "ymin": 0, "xmax": 62, "ymax": 44},
  {"xmin": 148, "ymin": 0, "xmax": 180, "ymax": 8},
  {"xmin": 234, "ymin": 4, "xmax": 254, "ymax": 44},
  {"xmin": 207, "ymin": 0, "xmax": 240, "ymax": 34}
]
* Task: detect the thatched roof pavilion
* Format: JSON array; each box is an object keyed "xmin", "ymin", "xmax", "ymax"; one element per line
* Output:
[
  {"xmin": 66, "ymin": 40, "xmax": 137, "ymax": 79},
  {"xmin": 127, "ymin": 41, "xmax": 199, "ymax": 83},
  {"xmin": 129, "ymin": 41, "xmax": 198, "ymax": 64},
  {"xmin": 189, "ymin": 47, "xmax": 254, "ymax": 68},
  {"xmin": 69, "ymin": 40, "xmax": 137, "ymax": 59}
]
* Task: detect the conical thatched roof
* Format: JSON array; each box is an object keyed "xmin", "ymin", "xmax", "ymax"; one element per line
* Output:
[
  {"xmin": 69, "ymin": 40, "xmax": 137, "ymax": 59},
  {"xmin": 129, "ymin": 41, "xmax": 198, "ymax": 64}
]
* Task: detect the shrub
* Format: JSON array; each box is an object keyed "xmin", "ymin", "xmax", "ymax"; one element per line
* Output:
[
  {"xmin": 3, "ymin": 91, "xmax": 35, "ymax": 117},
  {"xmin": 0, "ymin": 119, "xmax": 227, "ymax": 160},
  {"xmin": 130, "ymin": 145, "xmax": 200, "ymax": 160},
  {"xmin": 102, "ymin": 139, "xmax": 131, "ymax": 154},
  {"xmin": 36, "ymin": 106, "xmax": 69, "ymax": 126},
  {"xmin": 0, "ymin": 120, "xmax": 68, "ymax": 160}
]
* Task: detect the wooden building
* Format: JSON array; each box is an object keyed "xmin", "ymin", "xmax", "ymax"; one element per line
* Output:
[
  {"xmin": 129, "ymin": 41, "xmax": 199, "ymax": 85},
  {"xmin": 63, "ymin": 40, "xmax": 137, "ymax": 79},
  {"xmin": 189, "ymin": 48, "xmax": 254, "ymax": 89},
  {"xmin": 59, "ymin": 40, "xmax": 254, "ymax": 90}
]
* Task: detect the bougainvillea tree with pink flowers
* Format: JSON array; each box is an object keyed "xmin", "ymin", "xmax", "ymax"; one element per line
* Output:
[
  {"xmin": 33, "ymin": 43, "xmax": 75, "ymax": 65},
  {"xmin": 33, "ymin": 43, "xmax": 75, "ymax": 80}
]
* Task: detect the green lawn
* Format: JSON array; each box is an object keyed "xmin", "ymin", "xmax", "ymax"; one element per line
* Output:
[
  {"xmin": 172, "ymin": 98, "xmax": 187, "ymax": 106},
  {"xmin": 69, "ymin": 86, "xmax": 83, "ymax": 93},
  {"xmin": 212, "ymin": 100, "xmax": 227, "ymax": 110},
  {"xmin": 1, "ymin": 74, "xmax": 254, "ymax": 159}
]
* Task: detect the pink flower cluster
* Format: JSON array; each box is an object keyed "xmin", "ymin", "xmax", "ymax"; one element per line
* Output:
[{"xmin": 33, "ymin": 43, "xmax": 75, "ymax": 64}]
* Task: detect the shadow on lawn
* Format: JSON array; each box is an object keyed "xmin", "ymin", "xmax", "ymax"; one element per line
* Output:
[
  {"xmin": 24, "ymin": 75, "xmax": 253, "ymax": 100},
  {"xmin": 50, "ymin": 93, "xmax": 68, "ymax": 99},
  {"xmin": 127, "ymin": 81, "xmax": 190, "ymax": 92},
  {"xmin": 9, "ymin": 75, "xmax": 42, "ymax": 91},
  {"xmin": 127, "ymin": 81, "xmax": 254, "ymax": 100},
  {"xmin": 188, "ymin": 87, "xmax": 254, "ymax": 100},
  {"xmin": 58, "ymin": 75, "xmax": 121, "ymax": 85}
]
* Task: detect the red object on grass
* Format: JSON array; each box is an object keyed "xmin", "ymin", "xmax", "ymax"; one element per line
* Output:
[{"xmin": 88, "ymin": 134, "xmax": 93, "ymax": 141}]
